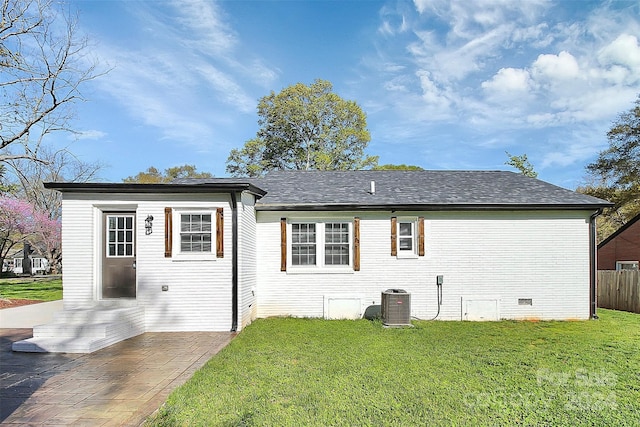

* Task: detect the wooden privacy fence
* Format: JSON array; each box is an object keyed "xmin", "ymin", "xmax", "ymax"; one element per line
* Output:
[{"xmin": 598, "ymin": 270, "xmax": 640, "ymax": 314}]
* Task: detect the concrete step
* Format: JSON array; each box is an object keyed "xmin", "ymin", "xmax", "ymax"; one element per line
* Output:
[
  {"xmin": 13, "ymin": 304, "xmax": 145, "ymax": 354},
  {"xmin": 13, "ymin": 336, "xmax": 116, "ymax": 353},
  {"xmin": 34, "ymin": 322, "xmax": 117, "ymax": 338},
  {"xmin": 53, "ymin": 306, "xmax": 144, "ymax": 323}
]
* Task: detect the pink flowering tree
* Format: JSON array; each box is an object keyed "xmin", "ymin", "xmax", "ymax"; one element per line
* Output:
[
  {"xmin": 31, "ymin": 209, "xmax": 62, "ymax": 274},
  {"xmin": 0, "ymin": 196, "xmax": 61, "ymax": 274},
  {"xmin": 0, "ymin": 197, "xmax": 37, "ymax": 273}
]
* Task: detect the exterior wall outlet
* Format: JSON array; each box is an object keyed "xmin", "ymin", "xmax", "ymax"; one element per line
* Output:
[{"xmin": 162, "ymin": 285, "xmax": 169, "ymax": 292}]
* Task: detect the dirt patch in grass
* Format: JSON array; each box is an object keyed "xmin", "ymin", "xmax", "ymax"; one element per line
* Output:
[{"xmin": 0, "ymin": 298, "xmax": 43, "ymax": 309}]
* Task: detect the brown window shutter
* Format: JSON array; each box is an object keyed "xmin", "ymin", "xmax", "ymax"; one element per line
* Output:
[
  {"xmin": 280, "ymin": 218, "xmax": 287, "ymax": 271},
  {"xmin": 353, "ymin": 217, "xmax": 360, "ymax": 271},
  {"xmin": 216, "ymin": 208, "xmax": 224, "ymax": 258},
  {"xmin": 390, "ymin": 216, "xmax": 397, "ymax": 256},
  {"xmin": 418, "ymin": 217, "xmax": 425, "ymax": 256},
  {"xmin": 164, "ymin": 207, "xmax": 172, "ymax": 258}
]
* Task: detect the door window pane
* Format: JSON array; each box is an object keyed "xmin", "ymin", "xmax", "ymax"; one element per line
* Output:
[{"xmin": 106, "ymin": 215, "xmax": 135, "ymax": 258}]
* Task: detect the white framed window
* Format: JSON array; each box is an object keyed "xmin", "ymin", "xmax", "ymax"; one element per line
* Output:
[
  {"xmin": 289, "ymin": 220, "xmax": 352, "ymax": 271},
  {"xmin": 172, "ymin": 209, "xmax": 218, "ymax": 261},
  {"xmin": 616, "ymin": 261, "xmax": 639, "ymax": 271},
  {"xmin": 395, "ymin": 217, "xmax": 419, "ymax": 259},
  {"xmin": 180, "ymin": 213, "xmax": 212, "ymax": 253},
  {"xmin": 15, "ymin": 258, "xmax": 22, "ymax": 269},
  {"xmin": 32, "ymin": 258, "xmax": 43, "ymax": 269}
]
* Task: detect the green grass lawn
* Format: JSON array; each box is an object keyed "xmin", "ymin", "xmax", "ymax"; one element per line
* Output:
[
  {"xmin": 0, "ymin": 277, "xmax": 63, "ymax": 301},
  {"xmin": 148, "ymin": 309, "xmax": 640, "ymax": 427}
]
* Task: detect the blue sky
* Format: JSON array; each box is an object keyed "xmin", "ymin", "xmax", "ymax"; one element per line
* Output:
[{"xmin": 61, "ymin": 0, "xmax": 640, "ymax": 189}]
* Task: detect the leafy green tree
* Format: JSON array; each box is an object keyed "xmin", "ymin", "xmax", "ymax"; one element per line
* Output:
[
  {"xmin": 505, "ymin": 152, "xmax": 538, "ymax": 178},
  {"xmin": 227, "ymin": 79, "xmax": 377, "ymax": 177},
  {"xmin": 123, "ymin": 165, "xmax": 213, "ymax": 183},
  {"xmin": 580, "ymin": 95, "xmax": 640, "ymax": 241},
  {"xmin": 373, "ymin": 164, "xmax": 424, "ymax": 171}
]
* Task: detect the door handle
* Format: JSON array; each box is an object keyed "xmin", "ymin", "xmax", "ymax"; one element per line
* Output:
[{"xmin": 132, "ymin": 261, "xmax": 136, "ymax": 269}]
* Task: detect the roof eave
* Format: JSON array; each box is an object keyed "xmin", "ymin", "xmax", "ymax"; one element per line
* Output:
[
  {"xmin": 255, "ymin": 202, "xmax": 614, "ymax": 212},
  {"xmin": 43, "ymin": 182, "xmax": 267, "ymax": 198}
]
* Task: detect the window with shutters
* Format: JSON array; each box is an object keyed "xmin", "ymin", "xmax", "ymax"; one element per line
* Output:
[
  {"xmin": 170, "ymin": 208, "xmax": 223, "ymax": 261},
  {"xmin": 393, "ymin": 217, "xmax": 424, "ymax": 259},
  {"xmin": 287, "ymin": 220, "xmax": 354, "ymax": 272}
]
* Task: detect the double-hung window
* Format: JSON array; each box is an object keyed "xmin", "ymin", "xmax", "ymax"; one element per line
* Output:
[
  {"xmin": 392, "ymin": 217, "xmax": 425, "ymax": 258},
  {"xmin": 289, "ymin": 221, "xmax": 352, "ymax": 269},
  {"xmin": 169, "ymin": 209, "xmax": 222, "ymax": 261},
  {"xmin": 324, "ymin": 223, "xmax": 350, "ymax": 265},
  {"xmin": 180, "ymin": 213, "xmax": 212, "ymax": 253},
  {"xmin": 398, "ymin": 221, "xmax": 415, "ymax": 253},
  {"xmin": 292, "ymin": 223, "xmax": 316, "ymax": 266}
]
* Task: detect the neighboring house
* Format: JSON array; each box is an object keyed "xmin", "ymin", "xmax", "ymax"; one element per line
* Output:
[
  {"xmin": 3, "ymin": 249, "xmax": 49, "ymax": 275},
  {"xmin": 13, "ymin": 171, "xmax": 611, "ymax": 353},
  {"xmin": 597, "ymin": 212, "xmax": 640, "ymax": 271}
]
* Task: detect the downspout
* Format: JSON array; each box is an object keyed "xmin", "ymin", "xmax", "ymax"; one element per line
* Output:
[
  {"xmin": 231, "ymin": 192, "xmax": 239, "ymax": 332},
  {"xmin": 589, "ymin": 209, "xmax": 603, "ymax": 320}
]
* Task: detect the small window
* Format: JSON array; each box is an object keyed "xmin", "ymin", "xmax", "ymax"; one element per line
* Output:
[
  {"xmin": 616, "ymin": 261, "xmax": 639, "ymax": 271},
  {"xmin": 180, "ymin": 214, "xmax": 212, "ymax": 253},
  {"xmin": 398, "ymin": 222, "xmax": 414, "ymax": 252},
  {"xmin": 15, "ymin": 258, "xmax": 22, "ymax": 269},
  {"xmin": 394, "ymin": 217, "xmax": 420, "ymax": 258},
  {"xmin": 32, "ymin": 258, "xmax": 42, "ymax": 269}
]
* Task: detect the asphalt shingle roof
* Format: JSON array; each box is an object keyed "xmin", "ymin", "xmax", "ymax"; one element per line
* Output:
[{"xmin": 249, "ymin": 170, "xmax": 611, "ymax": 210}]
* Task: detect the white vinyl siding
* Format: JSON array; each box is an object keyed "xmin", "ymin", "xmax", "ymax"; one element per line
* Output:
[
  {"xmin": 60, "ymin": 193, "xmax": 234, "ymax": 331},
  {"xmin": 238, "ymin": 192, "xmax": 258, "ymax": 331},
  {"xmin": 257, "ymin": 210, "xmax": 592, "ymax": 321}
]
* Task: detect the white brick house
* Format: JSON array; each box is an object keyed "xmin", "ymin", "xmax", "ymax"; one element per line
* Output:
[{"xmin": 13, "ymin": 171, "xmax": 611, "ymax": 353}]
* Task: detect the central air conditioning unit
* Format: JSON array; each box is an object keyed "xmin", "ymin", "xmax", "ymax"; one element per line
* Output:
[{"xmin": 381, "ymin": 289, "xmax": 411, "ymax": 326}]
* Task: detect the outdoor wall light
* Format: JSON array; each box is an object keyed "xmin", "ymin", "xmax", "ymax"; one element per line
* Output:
[{"xmin": 145, "ymin": 215, "xmax": 154, "ymax": 235}]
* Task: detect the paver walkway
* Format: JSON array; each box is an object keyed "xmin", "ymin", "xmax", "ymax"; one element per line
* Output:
[{"xmin": 0, "ymin": 328, "xmax": 234, "ymax": 426}]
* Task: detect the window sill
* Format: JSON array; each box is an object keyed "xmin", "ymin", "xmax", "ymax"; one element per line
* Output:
[
  {"xmin": 171, "ymin": 253, "xmax": 218, "ymax": 262},
  {"xmin": 396, "ymin": 252, "xmax": 419, "ymax": 259},
  {"xmin": 286, "ymin": 267, "xmax": 355, "ymax": 275}
]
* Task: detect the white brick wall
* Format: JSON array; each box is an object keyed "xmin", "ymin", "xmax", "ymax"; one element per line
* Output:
[
  {"xmin": 256, "ymin": 210, "xmax": 592, "ymax": 321},
  {"xmin": 238, "ymin": 192, "xmax": 258, "ymax": 331},
  {"xmin": 61, "ymin": 193, "xmax": 235, "ymax": 331}
]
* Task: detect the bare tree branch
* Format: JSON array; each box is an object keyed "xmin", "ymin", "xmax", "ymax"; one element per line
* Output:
[{"xmin": 1, "ymin": 0, "xmax": 102, "ymax": 165}]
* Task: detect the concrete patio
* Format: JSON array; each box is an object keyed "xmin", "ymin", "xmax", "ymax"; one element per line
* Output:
[{"xmin": 0, "ymin": 328, "xmax": 234, "ymax": 426}]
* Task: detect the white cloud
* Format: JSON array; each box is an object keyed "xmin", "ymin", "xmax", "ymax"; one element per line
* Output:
[
  {"xmin": 85, "ymin": 1, "xmax": 277, "ymax": 149},
  {"xmin": 597, "ymin": 34, "xmax": 640, "ymax": 84},
  {"xmin": 531, "ymin": 51, "xmax": 580, "ymax": 81},
  {"xmin": 482, "ymin": 67, "xmax": 532, "ymax": 97},
  {"xmin": 75, "ymin": 130, "xmax": 107, "ymax": 140},
  {"xmin": 195, "ymin": 64, "xmax": 256, "ymax": 113},
  {"xmin": 171, "ymin": 0, "xmax": 237, "ymax": 55}
]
